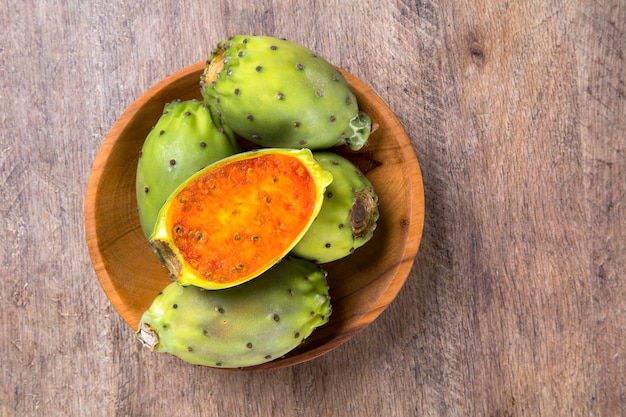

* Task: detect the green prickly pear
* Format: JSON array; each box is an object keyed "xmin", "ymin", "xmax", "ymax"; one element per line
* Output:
[
  {"xmin": 136, "ymin": 99, "xmax": 241, "ymax": 238},
  {"xmin": 200, "ymin": 35, "xmax": 371, "ymax": 151},
  {"xmin": 291, "ymin": 152, "xmax": 379, "ymax": 263},
  {"xmin": 137, "ymin": 256, "xmax": 331, "ymax": 368}
]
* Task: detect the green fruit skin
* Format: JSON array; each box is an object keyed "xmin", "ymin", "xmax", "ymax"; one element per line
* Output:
[
  {"xmin": 136, "ymin": 99, "xmax": 241, "ymax": 238},
  {"xmin": 137, "ymin": 257, "xmax": 331, "ymax": 368},
  {"xmin": 291, "ymin": 152, "xmax": 379, "ymax": 263},
  {"xmin": 200, "ymin": 35, "xmax": 371, "ymax": 150}
]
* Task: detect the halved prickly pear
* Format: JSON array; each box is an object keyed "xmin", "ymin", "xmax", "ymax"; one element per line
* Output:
[
  {"xmin": 136, "ymin": 99, "xmax": 241, "ymax": 238},
  {"xmin": 150, "ymin": 148, "xmax": 333, "ymax": 290},
  {"xmin": 291, "ymin": 152, "xmax": 379, "ymax": 263},
  {"xmin": 200, "ymin": 35, "xmax": 372, "ymax": 150},
  {"xmin": 137, "ymin": 256, "xmax": 331, "ymax": 368}
]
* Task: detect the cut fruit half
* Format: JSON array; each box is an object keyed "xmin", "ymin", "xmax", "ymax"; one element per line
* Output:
[{"xmin": 150, "ymin": 148, "xmax": 333, "ymax": 290}]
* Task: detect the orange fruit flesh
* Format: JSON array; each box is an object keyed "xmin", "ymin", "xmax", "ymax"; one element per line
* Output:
[{"xmin": 168, "ymin": 153, "xmax": 316, "ymax": 286}]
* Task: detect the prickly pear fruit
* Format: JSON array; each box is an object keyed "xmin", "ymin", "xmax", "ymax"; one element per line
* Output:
[
  {"xmin": 200, "ymin": 35, "xmax": 372, "ymax": 151},
  {"xmin": 136, "ymin": 99, "xmax": 241, "ymax": 238},
  {"xmin": 150, "ymin": 148, "xmax": 333, "ymax": 290},
  {"xmin": 291, "ymin": 152, "xmax": 379, "ymax": 263},
  {"xmin": 137, "ymin": 256, "xmax": 331, "ymax": 368}
]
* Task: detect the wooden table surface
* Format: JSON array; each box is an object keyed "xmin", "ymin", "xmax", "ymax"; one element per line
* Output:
[{"xmin": 2, "ymin": 1, "xmax": 624, "ymax": 416}]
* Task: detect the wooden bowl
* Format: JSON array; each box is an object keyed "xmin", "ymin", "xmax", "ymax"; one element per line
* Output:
[{"xmin": 84, "ymin": 61, "xmax": 425, "ymax": 370}]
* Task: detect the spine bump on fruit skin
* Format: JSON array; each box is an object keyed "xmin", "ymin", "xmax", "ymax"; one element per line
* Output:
[
  {"xmin": 135, "ymin": 99, "xmax": 241, "ymax": 239},
  {"xmin": 200, "ymin": 35, "xmax": 372, "ymax": 151},
  {"xmin": 136, "ymin": 256, "xmax": 331, "ymax": 368},
  {"xmin": 291, "ymin": 152, "xmax": 379, "ymax": 263}
]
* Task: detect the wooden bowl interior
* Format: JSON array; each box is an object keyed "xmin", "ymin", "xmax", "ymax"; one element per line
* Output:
[{"xmin": 84, "ymin": 62, "xmax": 424, "ymax": 370}]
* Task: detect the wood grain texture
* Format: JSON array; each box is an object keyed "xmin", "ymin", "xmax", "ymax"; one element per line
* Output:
[{"xmin": 1, "ymin": 0, "xmax": 624, "ymax": 416}]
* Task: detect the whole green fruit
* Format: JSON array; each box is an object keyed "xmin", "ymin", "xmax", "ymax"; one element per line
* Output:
[
  {"xmin": 137, "ymin": 256, "xmax": 331, "ymax": 368},
  {"xmin": 200, "ymin": 35, "xmax": 371, "ymax": 150}
]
